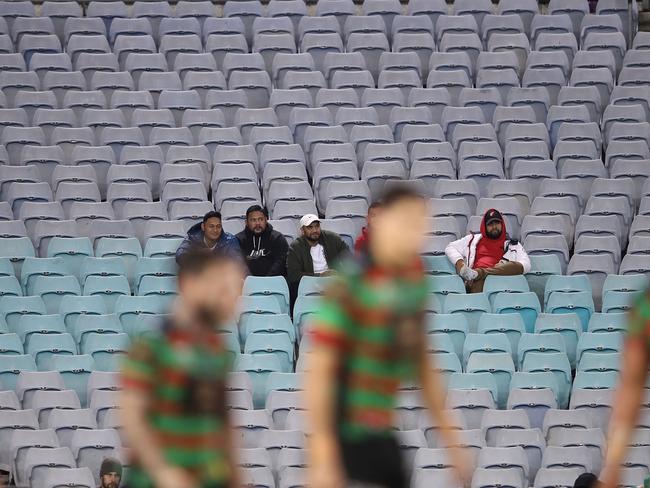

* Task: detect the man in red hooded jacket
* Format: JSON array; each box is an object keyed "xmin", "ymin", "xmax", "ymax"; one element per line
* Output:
[{"xmin": 444, "ymin": 209, "xmax": 531, "ymax": 293}]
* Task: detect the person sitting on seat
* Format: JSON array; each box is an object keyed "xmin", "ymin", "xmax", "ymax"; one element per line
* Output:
[
  {"xmin": 236, "ymin": 205, "xmax": 289, "ymax": 277},
  {"xmin": 175, "ymin": 210, "xmax": 241, "ymax": 264},
  {"xmin": 444, "ymin": 208, "xmax": 530, "ymax": 293}
]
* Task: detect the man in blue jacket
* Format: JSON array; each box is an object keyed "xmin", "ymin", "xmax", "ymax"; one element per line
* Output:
[{"xmin": 175, "ymin": 211, "xmax": 241, "ymax": 264}]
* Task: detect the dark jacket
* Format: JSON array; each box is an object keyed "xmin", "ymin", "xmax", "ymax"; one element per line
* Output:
[
  {"xmin": 175, "ymin": 222, "xmax": 241, "ymax": 264},
  {"xmin": 236, "ymin": 223, "xmax": 289, "ymax": 276},
  {"xmin": 286, "ymin": 229, "xmax": 350, "ymax": 286}
]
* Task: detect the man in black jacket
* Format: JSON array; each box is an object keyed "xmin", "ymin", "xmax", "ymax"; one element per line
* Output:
[{"xmin": 236, "ymin": 205, "xmax": 289, "ymax": 276}]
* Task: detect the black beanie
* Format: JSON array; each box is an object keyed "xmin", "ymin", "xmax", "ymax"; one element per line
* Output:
[{"xmin": 100, "ymin": 457, "xmax": 123, "ymax": 477}]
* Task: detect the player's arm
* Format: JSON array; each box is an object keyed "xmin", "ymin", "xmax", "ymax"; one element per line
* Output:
[{"xmin": 599, "ymin": 334, "xmax": 649, "ymax": 488}]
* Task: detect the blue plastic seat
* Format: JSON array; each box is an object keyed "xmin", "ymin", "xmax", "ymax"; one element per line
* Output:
[
  {"xmin": 143, "ymin": 237, "xmax": 183, "ymax": 258},
  {"xmin": 602, "ymin": 290, "xmax": 639, "ymax": 314},
  {"xmin": 0, "ymin": 295, "xmax": 46, "ymax": 331},
  {"xmin": 510, "ymin": 371, "xmax": 561, "ymax": 409},
  {"xmin": 239, "ymin": 295, "xmax": 282, "ymax": 331},
  {"xmin": 448, "ymin": 372, "xmax": 499, "ymax": 407},
  {"xmin": 443, "ymin": 293, "xmax": 490, "ymax": 334},
  {"xmin": 41, "ymin": 354, "xmax": 95, "ymax": 407},
  {"xmin": 534, "ymin": 313, "xmax": 582, "ymax": 369},
  {"xmin": 244, "ymin": 276, "xmax": 291, "ymax": 314},
  {"xmin": 235, "ymin": 353, "xmax": 285, "ymax": 409},
  {"xmin": 425, "ymin": 333, "xmax": 457, "ymax": 358},
  {"xmin": 133, "ymin": 257, "xmax": 176, "ymax": 295},
  {"xmin": 58, "ymin": 295, "xmax": 108, "ymax": 329},
  {"xmin": 69, "ymin": 314, "xmax": 124, "ymax": 350},
  {"xmin": 587, "ymin": 312, "xmax": 626, "ymax": 333},
  {"xmin": 264, "ymin": 372, "xmax": 304, "ymax": 400},
  {"xmin": 0, "ymin": 257, "xmax": 16, "ymax": 277},
  {"xmin": 20, "ymin": 257, "xmax": 68, "ymax": 295},
  {"xmin": 483, "ymin": 275, "xmax": 530, "ymax": 307},
  {"xmin": 0, "ymin": 332, "xmax": 23, "ymax": 355},
  {"xmin": 546, "ymin": 291, "xmax": 595, "ymax": 332},
  {"xmin": 525, "ymin": 253, "xmax": 563, "ymax": 305},
  {"xmin": 137, "ymin": 275, "xmax": 177, "ymax": 298},
  {"xmin": 79, "ymin": 257, "xmax": 127, "ymax": 286},
  {"xmin": 296, "ymin": 275, "xmax": 332, "ymax": 298},
  {"xmin": 432, "ymin": 351, "xmax": 463, "ymax": 379},
  {"xmin": 31, "ymin": 275, "xmax": 81, "ymax": 314},
  {"xmin": 292, "ymin": 295, "xmax": 320, "ymax": 336},
  {"xmin": 113, "ymin": 295, "xmax": 167, "ymax": 338},
  {"xmin": 544, "ymin": 275, "xmax": 592, "ymax": 309},
  {"xmin": 572, "ymin": 371, "xmax": 618, "ymax": 392},
  {"xmin": 462, "ymin": 333, "xmax": 512, "ymax": 369},
  {"xmin": 94, "ymin": 237, "xmax": 142, "ymax": 284},
  {"xmin": 27, "ymin": 332, "xmax": 76, "ymax": 368},
  {"xmin": 82, "ymin": 275, "xmax": 131, "ymax": 313},
  {"xmin": 0, "ymin": 275, "xmax": 22, "ymax": 298},
  {"xmin": 47, "ymin": 237, "xmax": 93, "ymax": 279},
  {"xmin": 15, "ymin": 313, "xmax": 66, "ymax": 346},
  {"xmin": 422, "ymin": 255, "xmax": 456, "ymax": 275},
  {"xmin": 517, "ymin": 332, "xmax": 567, "ymax": 370},
  {"xmin": 466, "ymin": 352, "xmax": 515, "ymax": 409},
  {"xmin": 0, "ymin": 237, "xmax": 35, "ymax": 276},
  {"xmin": 81, "ymin": 332, "xmax": 130, "ymax": 372},
  {"xmin": 477, "ymin": 313, "xmax": 525, "ymax": 366},
  {"xmin": 427, "ymin": 275, "xmax": 465, "ymax": 306},
  {"xmin": 242, "ymin": 314, "xmax": 296, "ymax": 346},
  {"xmin": 0, "ymin": 354, "xmax": 36, "ymax": 390},
  {"xmin": 576, "ymin": 332, "xmax": 623, "ymax": 365},
  {"xmin": 426, "ymin": 313, "xmax": 468, "ymax": 358},
  {"xmin": 578, "ymin": 352, "xmax": 620, "ymax": 373},
  {"xmin": 493, "ymin": 292, "xmax": 541, "ymax": 334},
  {"xmin": 522, "ymin": 352, "xmax": 572, "ymax": 409}
]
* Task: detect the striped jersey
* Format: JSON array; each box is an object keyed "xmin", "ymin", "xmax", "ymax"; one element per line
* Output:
[
  {"xmin": 121, "ymin": 321, "xmax": 231, "ymax": 488},
  {"xmin": 310, "ymin": 256, "xmax": 429, "ymax": 440}
]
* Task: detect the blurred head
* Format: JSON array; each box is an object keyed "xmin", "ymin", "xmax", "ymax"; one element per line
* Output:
[
  {"xmin": 573, "ymin": 473, "xmax": 598, "ymax": 488},
  {"xmin": 483, "ymin": 209, "xmax": 504, "ymax": 240},
  {"xmin": 201, "ymin": 211, "xmax": 223, "ymax": 243},
  {"xmin": 300, "ymin": 214, "xmax": 321, "ymax": 243},
  {"xmin": 366, "ymin": 201, "xmax": 382, "ymax": 229},
  {"xmin": 99, "ymin": 458, "xmax": 122, "ymax": 488},
  {"xmin": 246, "ymin": 205, "xmax": 268, "ymax": 235},
  {"xmin": 370, "ymin": 184, "xmax": 427, "ymax": 267},
  {"xmin": 177, "ymin": 249, "xmax": 244, "ymax": 327}
]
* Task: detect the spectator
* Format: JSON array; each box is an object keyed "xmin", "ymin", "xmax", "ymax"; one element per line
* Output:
[
  {"xmin": 574, "ymin": 473, "xmax": 597, "ymax": 488},
  {"xmin": 98, "ymin": 458, "xmax": 122, "ymax": 488},
  {"xmin": 354, "ymin": 201, "xmax": 382, "ymax": 255},
  {"xmin": 121, "ymin": 249, "xmax": 244, "ymax": 488},
  {"xmin": 444, "ymin": 208, "xmax": 530, "ymax": 293},
  {"xmin": 175, "ymin": 210, "xmax": 240, "ymax": 264},
  {"xmin": 287, "ymin": 214, "xmax": 350, "ymax": 293},
  {"xmin": 236, "ymin": 205, "xmax": 289, "ymax": 276}
]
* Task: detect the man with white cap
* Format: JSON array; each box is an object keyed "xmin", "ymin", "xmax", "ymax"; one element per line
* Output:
[{"xmin": 287, "ymin": 213, "xmax": 350, "ymax": 298}]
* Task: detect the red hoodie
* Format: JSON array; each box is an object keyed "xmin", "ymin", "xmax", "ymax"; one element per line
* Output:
[
  {"xmin": 473, "ymin": 209, "xmax": 506, "ymax": 269},
  {"xmin": 354, "ymin": 227, "xmax": 369, "ymax": 254}
]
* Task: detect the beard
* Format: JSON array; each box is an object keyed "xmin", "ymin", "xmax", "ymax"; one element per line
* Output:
[
  {"xmin": 306, "ymin": 234, "xmax": 319, "ymax": 242},
  {"xmin": 487, "ymin": 228, "xmax": 502, "ymax": 239}
]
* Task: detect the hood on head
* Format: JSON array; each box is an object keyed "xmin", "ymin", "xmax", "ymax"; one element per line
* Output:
[{"xmin": 480, "ymin": 208, "xmax": 505, "ymax": 240}]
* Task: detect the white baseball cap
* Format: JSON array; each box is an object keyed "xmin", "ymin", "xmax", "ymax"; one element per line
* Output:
[{"xmin": 300, "ymin": 214, "xmax": 319, "ymax": 227}]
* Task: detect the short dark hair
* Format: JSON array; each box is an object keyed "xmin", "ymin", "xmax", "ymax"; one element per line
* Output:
[
  {"xmin": 202, "ymin": 211, "xmax": 222, "ymax": 224},
  {"xmin": 380, "ymin": 183, "xmax": 425, "ymax": 207},
  {"xmin": 369, "ymin": 200, "xmax": 383, "ymax": 211},
  {"xmin": 177, "ymin": 248, "xmax": 229, "ymax": 277},
  {"xmin": 246, "ymin": 205, "xmax": 268, "ymax": 218}
]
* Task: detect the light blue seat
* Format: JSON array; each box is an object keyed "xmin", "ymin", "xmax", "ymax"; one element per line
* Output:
[
  {"xmin": 218, "ymin": 329, "xmax": 241, "ymax": 363},
  {"xmin": 245, "ymin": 276, "xmax": 291, "ymax": 314},
  {"xmin": 572, "ymin": 371, "xmax": 618, "ymax": 392},
  {"xmin": 493, "ymin": 292, "xmax": 541, "ymax": 333},
  {"xmin": 466, "ymin": 352, "xmax": 515, "ymax": 409},
  {"xmin": 83, "ymin": 275, "xmax": 131, "ymax": 313},
  {"xmin": 578, "ymin": 352, "xmax": 620, "ymax": 373},
  {"xmin": 587, "ymin": 312, "xmax": 626, "ymax": 333},
  {"xmin": 522, "ymin": 352, "xmax": 572, "ymax": 409},
  {"xmin": 58, "ymin": 295, "xmax": 108, "ymax": 329},
  {"xmin": 41, "ymin": 354, "xmax": 95, "ymax": 407},
  {"xmin": 432, "ymin": 351, "xmax": 463, "ymax": 379},
  {"xmin": 0, "ymin": 257, "xmax": 16, "ymax": 277},
  {"xmin": 69, "ymin": 314, "xmax": 124, "ymax": 349},
  {"xmin": 576, "ymin": 331, "xmax": 623, "ymax": 365},
  {"xmin": 264, "ymin": 372, "xmax": 303, "ymax": 400},
  {"xmin": 462, "ymin": 332, "xmax": 512, "ymax": 369},
  {"xmin": 27, "ymin": 332, "xmax": 76, "ymax": 368},
  {"xmin": 244, "ymin": 333, "xmax": 294, "ymax": 374},
  {"xmin": 81, "ymin": 332, "xmax": 130, "ymax": 372},
  {"xmin": 0, "ymin": 295, "xmax": 46, "ymax": 331},
  {"xmin": 137, "ymin": 276, "xmax": 177, "ymax": 299},
  {"xmin": 79, "ymin": 257, "xmax": 127, "ymax": 286},
  {"xmin": 448, "ymin": 372, "xmax": 499, "ymax": 407},
  {"xmin": 0, "ymin": 354, "xmax": 36, "ymax": 391},
  {"xmin": 0, "ymin": 237, "xmax": 35, "ymax": 276},
  {"xmin": 424, "ymin": 294, "xmax": 442, "ymax": 314},
  {"xmin": 15, "ymin": 313, "xmax": 66, "ymax": 346},
  {"xmin": 602, "ymin": 273, "xmax": 646, "ymax": 295},
  {"xmin": 477, "ymin": 313, "xmax": 525, "ymax": 365},
  {"xmin": 114, "ymin": 295, "xmax": 167, "ymax": 338},
  {"xmin": 525, "ymin": 254, "xmax": 563, "ymax": 305},
  {"xmin": 131, "ymin": 313, "xmax": 167, "ymax": 339},
  {"xmin": 296, "ymin": 275, "xmax": 332, "ymax": 298},
  {"xmin": 134, "ymin": 257, "xmax": 176, "ymax": 294},
  {"xmin": 242, "ymin": 313, "xmax": 296, "ymax": 346},
  {"xmin": 31, "ymin": 275, "xmax": 81, "ymax": 314},
  {"xmin": 426, "ymin": 313, "xmax": 468, "ymax": 358},
  {"xmin": 0, "ymin": 276, "xmax": 22, "ymax": 298},
  {"xmin": 426, "ymin": 333, "xmax": 457, "ymax": 357},
  {"xmin": 544, "ymin": 274, "xmax": 591, "ymax": 308},
  {"xmin": 546, "ymin": 291, "xmax": 595, "ymax": 332},
  {"xmin": 235, "ymin": 353, "xmax": 285, "ymax": 409},
  {"xmin": 483, "ymin": 275, "xmax": 530, "ymax": 307},
  {"xmin": 0, "ymin": 332, "xmax": 24, "ymax": 355},
  {"xmin": 427, "ymin": 274, "xmax": 465, "ymax": 306},
  {"xmin": 443, "ymin": 292, "xmax": 490, "ymax": 333},
  {"xmin": 47, "ymin": 237, "xmax": 93, "ymax": 278},
  {"xmin": 534, "ymin": 313, "xmax": 582, "ymax": 369},
  {"xmin": 94, "ymin": 237, "xmax": 142, "ymax": 284},
  {"xmin": 602, "ymin": 290, "xmax": 639, "ymax": 314},
  {"xmin": 239, "ymin": 295, "xmax": 282, "ymax": 331},
  {"xmin": 509, "ymin": 371, "xmax": 561, "ymax": 409},
  {"xmin": 20, "ymin": 257, "xmax": 68, "ymax": 295},
  {"xmin": 517, "ymin": 332, "xmax": 566, "ymax": 370},
  {"xmin": 292, "ymin": 295, "xmax": 320, "ymax": 336},
  {"xmin": 143, "ymin": 237, "xmax": 183, "ymax": 257},
  {"xmin": 422, "ymin": 255, "xmax": 456, "ymax": 275}
]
